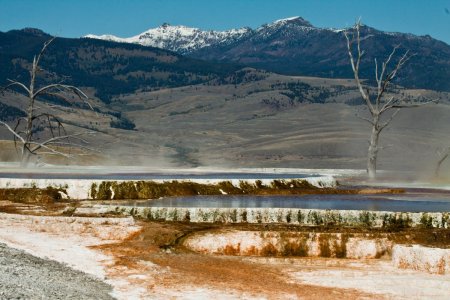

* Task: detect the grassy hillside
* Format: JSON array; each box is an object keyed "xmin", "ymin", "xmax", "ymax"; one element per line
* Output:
[
  {"xmin": 1, "ymin": 66, "xmax": 449, "ymax": 174},
  {"xmin": 110, "ymin": 71, "xmax": 450, "ymax": 173}
]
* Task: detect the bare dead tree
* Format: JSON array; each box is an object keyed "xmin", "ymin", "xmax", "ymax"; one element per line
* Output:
[
  {"xmin": 344, "ymin": 20, "xmax": 436, "ymax": 179},
  {"xmin": 0, "ymin": 38, "xmax": 96, "ymax": 167},
  {"xmin": 435, "ymin": 147, "xmax": 450, "ymax": 178}
]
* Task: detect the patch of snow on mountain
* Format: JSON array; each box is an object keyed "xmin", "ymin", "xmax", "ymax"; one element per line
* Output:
[
  {"xmin": 273, "ymin": 16, "xmax": 301, "ymax": 24},
  {"xmin": 84, "ymin": 17, "xmax": 345, "ymax": 53},
  {"xmin": 85, "ymin": 23, "xmax": 252, "ymax": 54},
  {"xmin": 84, "ymin": 34, "xmax": 127, "ymax": 43}
]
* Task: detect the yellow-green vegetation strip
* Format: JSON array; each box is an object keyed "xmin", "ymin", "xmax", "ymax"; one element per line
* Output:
[
  {"xmin": 89, "ymin": 179, "xmax": 323, "ymax": 200},
  {"xmin": 0, "ymin": 187, "xmax": 64, "ymax": 203}
]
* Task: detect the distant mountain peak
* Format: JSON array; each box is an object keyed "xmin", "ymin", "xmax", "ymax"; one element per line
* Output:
[
  {"xmin": 84, "ymin": 17, "xmax": 320, "ymax": 54},
  {"xmin": 84, "ymin": 16, "xmax": 444, "ymax": 60},
  {"xmin": 84, "ymin": 22, "xmax": 252, "ymax": 54},
  {"xmin": 18, "ymin": 28, "xmax": 48, "ymax": 36},
  {"xmin": 272, "ymin": 16, "xmax": 313, "ymax": 27},
  {"xmin": 274, "ymin": 16, "xmax": 301, "ymax": 22}
]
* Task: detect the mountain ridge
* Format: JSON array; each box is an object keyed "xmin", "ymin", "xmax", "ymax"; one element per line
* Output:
[
  {"xmin": 83, "ymin": 16, "xmax": 450, "ymax": 92},
  {"xmin": 84, "ymin": 21, "xmax": 254, "ymax": 55},
  {"xmin": 84, "ymin": 16, "xmax": 447, "ymax": 53},
  {"xmin": 84, "ymin": 17, "xmax": 343, "ymax": 54},
  {"xmin": 1, "ymin": 15, "xmax": 450, "ymax": 99}
]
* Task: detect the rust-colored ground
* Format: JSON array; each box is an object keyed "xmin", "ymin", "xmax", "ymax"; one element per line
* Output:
[
  {"xmin": 96, "ymin": 221, "xmax": 378, "ymax": 299},
  {"xmin": 1, "ymin": 195, "xmax": 449, "ymax": 298}
]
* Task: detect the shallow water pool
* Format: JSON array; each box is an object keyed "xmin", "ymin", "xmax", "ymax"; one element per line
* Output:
[{"xmin": 124, "ymin": 193, "xmax": 450, "ymax": 212}]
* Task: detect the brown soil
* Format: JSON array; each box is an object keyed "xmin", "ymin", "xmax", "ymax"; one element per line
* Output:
[
  {"xmin": 95, "ymin": 221, "xmax": 382, "ymax": 299},
  {"xmin": 0, "ymin": 200, "xmax": 71, "ymax": 216},
  {"xmin": 94, "ymin": 221, "xmax": 450, "ymax": 297}
]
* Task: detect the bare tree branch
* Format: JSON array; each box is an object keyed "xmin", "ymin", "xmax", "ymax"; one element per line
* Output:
[
  {"xmin": 0, "ymin": 38, "xmax": 97, "ymax": 167},
  {"xmin": 29, "ymin": 131, "xmax": 95, "ymax": 154},
  {"xmin": 344, "ymin": 19, "xmax": 435, "ymax": 179},
  {"xmin": 344, "ymin": 21, "xmax": 374, "ymax": 115},
  {"xmin": 374, "ymin": 58, "xmax": 379, "ymax": 84},
  {"xmin": 38, "ymin": 91, "xmax": 73, "ymax": 107},
  {"xmin": 389, "ymin": 99, "xmax": 438, "ymax": 109},
  {"xmin": 34, "ymin": 37, "xmax": 56, "ymax": 73},
  {"xmin": 44, "ymin": 142, "xmax": 100, "ymax": 153},
  {"xmin": 355, "ymin": 112, "xmax": 374, "ymax": 125},
  {"xmin": 375, "ymin": 46, "xmax": 399, "ymax": 107},
  {"xmin": 379, "ymin": 96, "xmax": 396, "ymax": 113},
  {"xmin": 0, "ymin": 120, "xmax": 26, "ymax": 144},
  {"xmin": 28, "ymin": 142, "xmax": 72, "ymax": 158},
  {"xmin": 3, "ymin": 79, "xmax": 31, "ymax": 95},
  {"xmin": 379, "ymin": 46, "xmax": 399, "ymax": 86},
  {"xmin": 379, "ymin": 109, "xmax": 400, "ymax": 131},
  {"xmin": 435, "ymin": 147, "xmax": 450, "ymax": 177},
  {"xmin": 33, "ymin": 84, "xmax": 94, "ymax": 110}
]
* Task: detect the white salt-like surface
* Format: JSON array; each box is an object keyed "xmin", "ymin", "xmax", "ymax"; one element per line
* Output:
[
  {"xmin": 0, "ymin": 178, "xmax": 97, "ymax": 199},
  {"xmin": 0, "ymin": 213, "xmax": 263, "ymax": 299},
  {"xmin": 289, "ymin": 260, "xmax": 450, "ymax": 299},
  {"xmin": 0, "ymin": 213, "xmax": 145, "ymax": 299},
  {"xmin": 393, "ymin": 245, "xmax": 450, "ymax": 274}
]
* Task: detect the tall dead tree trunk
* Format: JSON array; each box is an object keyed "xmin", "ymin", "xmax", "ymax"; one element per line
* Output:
[
  {"xmin": 0, "ymin": 38, "xmax": 96, "ymax": 167},
  {"xmin": 344, "ymin": 20, "xmax": 435, "ymax": 180},
  {"xmin": 435, "ymin": 147, "xmax": 450, "ymax": 178},
  {"xmin": 367, "ymin": 118, "xmax": 381, "ymax": 179}
]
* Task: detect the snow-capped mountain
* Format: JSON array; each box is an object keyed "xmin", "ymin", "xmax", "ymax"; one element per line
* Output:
[
  {"xmin": 84, "ymin": 16, "xmax": 325, "ymax": 54},
  {"xmin": 82, "ymin": 16, "xmax": 450, "ymax": 92},
  {"xmin": 85, "ymin": 22, "xmax": 252, "ymax": 54}
]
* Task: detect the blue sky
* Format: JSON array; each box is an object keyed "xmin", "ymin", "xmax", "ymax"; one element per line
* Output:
[{"xmin": 1, "ymin": 0, "xmax": 449, "ymax": 44}]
